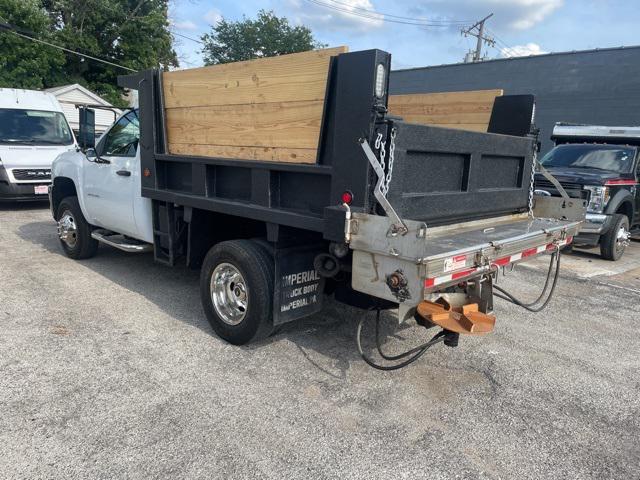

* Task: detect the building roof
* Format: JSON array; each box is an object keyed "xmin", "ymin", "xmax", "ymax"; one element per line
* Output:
[
  {"xmin": 44, "ymin": 83, "xmax": 113, "ymax": 106},
  {"xmin": 393, "ymin": 44, "xmax": 640, "ymax": 73}
]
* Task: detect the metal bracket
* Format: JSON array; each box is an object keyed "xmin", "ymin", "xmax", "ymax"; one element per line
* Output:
[
  {"xmin": 359, "ymin": 139, "xmax": 408, "ymax": 235},
  {"xmin": 538, "ymin": 164, "xmax": 571, "ymax": 201}
]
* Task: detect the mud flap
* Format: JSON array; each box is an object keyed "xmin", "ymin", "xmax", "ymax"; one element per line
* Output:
[{"xmin": 273, "ymin": 245, "xmax": 325, "ymax": 325}]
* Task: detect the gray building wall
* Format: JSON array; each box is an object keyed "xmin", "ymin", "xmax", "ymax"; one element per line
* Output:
[{"xmin": 389, "ymin": 46, "xmax": 640, "ymax": 153}]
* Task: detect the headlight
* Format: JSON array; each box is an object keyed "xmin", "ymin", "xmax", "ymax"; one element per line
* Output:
[{"xmin": 584, "ymin": 185, "xmax": 610, "ymax": 213}]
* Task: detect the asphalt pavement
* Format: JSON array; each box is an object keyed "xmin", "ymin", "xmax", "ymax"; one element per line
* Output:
[{"xmin": 1, "ymin": 202, "xmax": 639, "ymax": 479}]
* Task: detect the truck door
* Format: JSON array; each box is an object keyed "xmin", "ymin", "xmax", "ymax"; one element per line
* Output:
[{"xmin": 83, "ymin": 110, "xmax": 140, "ymax": 237}]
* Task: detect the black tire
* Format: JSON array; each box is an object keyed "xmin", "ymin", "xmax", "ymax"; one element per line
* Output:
[
  {"xmin": 56, "ymin": 196, "xmax": 99, "ymax": 260},
  {"xmin": 200, "ymin": 240, "xmax": 275, "ymax": 345},
  {"xmin": 600, "ymin": 214, "xmax": 630, "ymax": 261}
]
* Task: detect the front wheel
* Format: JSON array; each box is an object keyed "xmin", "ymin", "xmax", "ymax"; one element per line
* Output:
[
  {"xmin": 600, "ymin": 214, "xmax": 630, "ymax": 261},
  {"xmin": 56, "ymin": 196, "xmax": 98, "ymax": 260},
  {"xmin": 200, "ymin": 240, "xmax": 275, "ymax": 345}
]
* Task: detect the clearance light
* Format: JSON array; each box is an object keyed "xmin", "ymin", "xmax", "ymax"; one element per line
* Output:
[
  {"xmin": 341, "ymin": 190, "xmax": 353, "ymax": 205},
  {"xmin": 375, "ymin": 64, "xmax": 386, "ymax": 98},
  {"xmin": 143, "ymin": 168, "xmax": 152, "ymax": 177}
]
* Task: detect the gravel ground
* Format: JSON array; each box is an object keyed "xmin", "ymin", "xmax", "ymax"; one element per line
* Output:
[{"xmin": 1, "ymin": 203, "xmax": 639, "ymax": 480}]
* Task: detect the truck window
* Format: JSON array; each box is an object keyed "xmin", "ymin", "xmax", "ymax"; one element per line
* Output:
[
  {"xmin": 541, "ymin": 144, "xmax": 635, "ymax": 173},
  {"xmin": 0, "ymin": 109, "xmax": 73, "ymax": 146},
  {"xmin": 101, "ymin": 110, "xmax": 140, "ymax": 157}
]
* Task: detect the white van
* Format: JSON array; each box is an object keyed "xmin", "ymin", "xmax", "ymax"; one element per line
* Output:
[{"xmin": 0, "ymin": 89, "xmax": 76, "ymax": 201}]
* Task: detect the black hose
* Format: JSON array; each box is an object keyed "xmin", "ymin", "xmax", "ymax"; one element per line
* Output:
[
  {"xmin": 493, "ymin": 249, "xmax": 561, "ymax": 312},
  {"xmin": 356, "ymin": 310, "xmax": 445, "ymax": 370}
]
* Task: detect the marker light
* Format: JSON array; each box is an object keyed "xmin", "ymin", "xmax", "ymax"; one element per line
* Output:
[
  {"xmin": 341, "ymin": 190, "xmax": 353, "ymax": 205},
  {"xmin": 375, "ymin": 64, "xmax": 386, "ymax": 98}
]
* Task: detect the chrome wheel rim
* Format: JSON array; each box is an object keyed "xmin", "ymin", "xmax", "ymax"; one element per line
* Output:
[
  {"xmin": 210, "ymin": 263, "xmax": 248, "ymax": 325},
  {"xmin": 616, "ymin": 224, "xmax": 631, "ymax": 252},
  {"xmin": 57, "ymin": 210, "xmax": 78, "ymax": 248}
]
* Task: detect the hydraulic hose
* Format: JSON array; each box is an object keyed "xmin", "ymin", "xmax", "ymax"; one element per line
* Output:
[
  {"xmin": 493, "ymin": 248, "xmax": 561, "ymax": 312},
  {"xmin": 356, "ymin": 309, "xmax": 446, "ymax": 371}
]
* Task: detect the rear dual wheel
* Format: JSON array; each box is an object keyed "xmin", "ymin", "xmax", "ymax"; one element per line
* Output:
[{"xmin": 200, "ymin": 240, "xmax": 275, "ymax": 345}]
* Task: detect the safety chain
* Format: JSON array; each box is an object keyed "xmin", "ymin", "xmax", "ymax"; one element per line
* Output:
[
  {"xmin": 528, "ymin": 144, "xmax": 538, "ymax": 218},
  {"xmin": 374, "ymin": 128, "xmax": 397, "ymax": 197}
]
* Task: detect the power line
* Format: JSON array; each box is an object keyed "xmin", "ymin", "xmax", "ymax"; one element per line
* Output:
[
  {"xmin": 0, "ymin": 21, "xmax": 136, "ymax": 72},
  {"xmin": 172, "ymin": 31, "xmax": 204, "ymax": 45},
  {"xmin": 304, "ymin": 0, "xmax": 469, "ymax": 27},
  {"xmin": 315, "ymin": 0, "xmax": 471, "ymax": 25}
]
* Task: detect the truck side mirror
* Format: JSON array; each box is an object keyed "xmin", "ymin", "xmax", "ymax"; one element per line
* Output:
[{"xmin": 78, "ymin": 106, "xmax": 96, "ymax": 151}]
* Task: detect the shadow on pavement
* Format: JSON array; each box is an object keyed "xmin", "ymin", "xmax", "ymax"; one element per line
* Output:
[
  {"xmin": 0, "ymin": 200, "xmax": 50, "ymax": 211},
  {"xmin": 17, "ymin": 220, "xmax": 426, "ymax": 377}
]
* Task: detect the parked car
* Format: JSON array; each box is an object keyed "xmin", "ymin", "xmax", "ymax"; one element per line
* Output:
[
  {"xmin": 0, "ymin": 89, "xmax": 77, "ymax": 201},
  {"xmin": 535, "ymin": 123, "xmax": 639, "ymax": 260}
]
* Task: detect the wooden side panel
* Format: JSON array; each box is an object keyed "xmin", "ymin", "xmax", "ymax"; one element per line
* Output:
[
  {"xmin": 163, "ymin": 47, "xmax": 348, "ymax": 163},
  {"xmin": 388, "ymin": 89, "xmax": 503, "ymax": 132}
]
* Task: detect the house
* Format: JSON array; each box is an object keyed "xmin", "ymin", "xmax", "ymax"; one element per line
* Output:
[
  {"xmin": 44, "ymin": 84, "xmax": 121, "ymax": 135},
  {"xmin": 390, "ymin": 45, "xmax": 640, "ymax": 154}
]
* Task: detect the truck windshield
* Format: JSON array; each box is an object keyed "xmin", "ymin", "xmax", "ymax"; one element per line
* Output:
[
  {"xmin": 0, "ymin": 109, "xmax": 74, "ymax": 146},
  {"xmin": 540, "ymin": 144, "xmax": 635, "ymax": 173}
]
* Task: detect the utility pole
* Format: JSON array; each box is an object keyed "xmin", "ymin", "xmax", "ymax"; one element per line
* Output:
[{"xmin": 461, "ymin": 13, "xmax": 496, "ymax": 62}]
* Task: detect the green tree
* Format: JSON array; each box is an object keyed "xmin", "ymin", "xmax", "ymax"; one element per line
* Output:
[
  {"xmin": 201, "ymin": 10, "xmax": 326, "ymax": 65},
  {"xmin": 0, "ymin": 0, "xmax": 65, "ymax": 89},
  {"xmin": 44, "ymin": 0, "xmax": 178, "ymax": 106}
]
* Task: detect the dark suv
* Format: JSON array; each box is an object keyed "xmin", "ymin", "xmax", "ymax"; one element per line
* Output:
[{"xmin": 535, "ymin": 124, "xmax": 639, "ymax": 260}]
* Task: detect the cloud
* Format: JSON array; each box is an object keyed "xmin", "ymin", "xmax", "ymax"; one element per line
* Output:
[
  {"xmin": 205, "ymin": 8, "xmax": 223, "ymax": 25},
  {"xmin": 286, "ymin": 0, "xmax": 383, "ymax": 32},
  {"xmin": 501, "ymin": 42, "xmax": 547, "ymax": 57},
  {"xmin": 172, "ymin": 20, "xmax": 198, "ymax": 31}
]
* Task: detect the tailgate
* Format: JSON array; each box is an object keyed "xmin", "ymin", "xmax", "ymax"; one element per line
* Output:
[{"xmin": 348, "ymin": 209, "xmax": 583, "ymax": 313}]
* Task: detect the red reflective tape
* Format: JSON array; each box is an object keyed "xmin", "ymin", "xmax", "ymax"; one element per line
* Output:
[
  {"xmin": 493, "ymin": 256, "xmax": 511, "ymax": 267},
  {"xmin": 424, "ymin": 278, "xmax": 435, "ymax": 288},
  {"xmin": 451, "ymin": 268, "xmax": 478, "ymax": 280},
  {"xmin": 521, "ymin": 247, "xmax": 539, "ymax": 258},
  {"xmin": 604, "ymin": 179, "xmax": 637, "ymax": 186}
]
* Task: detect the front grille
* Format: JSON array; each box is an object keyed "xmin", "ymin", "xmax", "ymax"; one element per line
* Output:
[
  {"xmin": 12, "ymin": 169, "xmax": 51, "ymax": 181},
  {"xmin": 534, "ymin": 179, "xmax": 584, "ymax": 198}
]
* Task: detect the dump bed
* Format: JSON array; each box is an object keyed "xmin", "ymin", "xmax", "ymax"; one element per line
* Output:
[{"xmin": 119, "ymin": 48, "xmax": 539, "ymax": 242}]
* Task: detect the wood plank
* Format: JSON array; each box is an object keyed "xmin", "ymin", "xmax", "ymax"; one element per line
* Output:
[
  {"xmin": 388, "ymin": 89, "xmax": 503, "ymax": 132},
  {"xmin": 165, "ymin": 100, "xmax": 323, "ymax": 149},
  {"xmin": 168, "ymin": 144, "xmax": 317, "ymax": 164},
  {"xmin": 163, "ymin": 46, "xmax": 348, "ymax": 108},
  {"xmin": 388, "ymin": 89, "xmax": 502, "ymax": 107}
]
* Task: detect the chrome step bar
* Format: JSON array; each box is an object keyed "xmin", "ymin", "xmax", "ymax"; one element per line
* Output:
[{"xmin": 91, "ymin": 229, "xmax": 153, "ymax": 253}]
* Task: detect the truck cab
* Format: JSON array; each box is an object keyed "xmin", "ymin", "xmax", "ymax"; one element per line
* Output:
[
  {"xmin": 0, "ymin": 89, "xmax": 76, "ymax": 201},
  {"xmin": 535, "ymin": 124, "xmax": 640, "ymax": 260},
  {"xmin": 50, "ymin": 108, "xmax": 153, "ymax": 252}
]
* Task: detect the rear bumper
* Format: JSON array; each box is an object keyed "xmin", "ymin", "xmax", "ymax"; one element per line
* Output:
[{"xmin": 0, "ymin": 166, "xmax": 50, "ymax": 202}]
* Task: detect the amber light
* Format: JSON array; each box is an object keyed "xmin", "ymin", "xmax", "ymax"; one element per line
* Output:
[
  {"xmin": 341, "ymin": 190, "xmax": 353, "ymax": 205},
  {"xmin": 143, "ymin": 168, "xmax": 152, "ymax": 177}
]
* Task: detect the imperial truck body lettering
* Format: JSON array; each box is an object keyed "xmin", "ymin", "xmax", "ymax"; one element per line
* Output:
[{"xmin": 281, "ymin": 270, "xmax": 320, "ymax": 287}]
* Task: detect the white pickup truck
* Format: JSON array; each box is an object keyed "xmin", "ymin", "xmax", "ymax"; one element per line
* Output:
[{"xmin": 50, "ymin": 109, "xmax": 153, "ymax": 258}]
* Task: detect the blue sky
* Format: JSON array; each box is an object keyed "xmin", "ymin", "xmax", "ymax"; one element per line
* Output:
[{"xmin": 169, "ymin": 0, "xmax": 640, "ymax": 69}]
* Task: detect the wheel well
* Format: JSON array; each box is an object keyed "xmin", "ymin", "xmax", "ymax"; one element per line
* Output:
[
  {"xmin": 51, "ymin": 177, "xmax": 77, "ymax": 219},
  {"xmin": 616, "ymin": 201, "xmax": 633, "ymax": 225}
]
